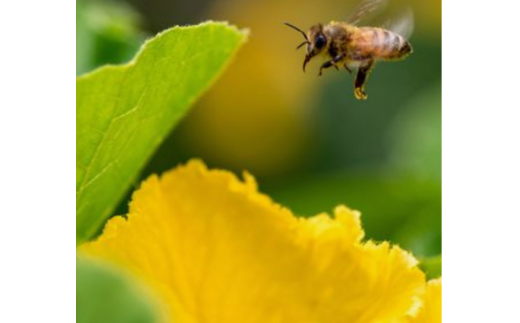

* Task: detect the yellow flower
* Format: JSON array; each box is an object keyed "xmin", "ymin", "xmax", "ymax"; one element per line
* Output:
[
  {"xmin": 80, "ymin": 160, "xmax": 437, "ymax": 323},
  {"xmin": 406, "ymin": 279, "xmax": 442, "ymax": 323}
]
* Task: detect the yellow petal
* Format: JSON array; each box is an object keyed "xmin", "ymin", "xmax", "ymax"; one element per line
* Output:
[
  {"xmin": 81, "ymin": 160, "xmax": 425, "ymax": 323},
  {"xmin": 407, "ymin": 279, "xmax": 442, "ymax": 323}
]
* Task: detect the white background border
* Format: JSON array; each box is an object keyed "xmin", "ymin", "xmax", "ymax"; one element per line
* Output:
[
  {"xmin": 0, "ymin": 1, "xmax": 76, "ymax": 322},
  {"xmin": 443, "ymin": 0, "xmax": 520, "ymax": 321}
]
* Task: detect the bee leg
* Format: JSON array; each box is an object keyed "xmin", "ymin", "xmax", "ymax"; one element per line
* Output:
[
  {"xmin": 318, "ymin": 54, "xmax": 345, "ymax": 76},
  {"xmin": 354, "ymin": 60, "xmax": 374, "ymax": 100},
  {"xmin": 318, "ymin": 61, "xmax": 335, "ymax": 76},
  {"xmin": 343, "ymin": 64, "xmax": 352, "ymax": 74}
]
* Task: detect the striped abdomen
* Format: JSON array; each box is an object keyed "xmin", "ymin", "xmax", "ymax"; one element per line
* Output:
[{"xmin": 349, "ymin": 27, "xmax": 412, "ymax": 61}]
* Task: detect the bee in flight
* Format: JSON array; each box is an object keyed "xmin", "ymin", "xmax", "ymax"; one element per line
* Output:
[{"xmin": 285, "ymin": 0, "xmax": 414, "ymax": 100}]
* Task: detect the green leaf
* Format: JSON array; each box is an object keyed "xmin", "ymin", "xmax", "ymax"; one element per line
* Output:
[
  {"xmin": 77, "ymin": 256, "xmax": 161, "ymax": 323},
  {"xmin": 77, "ymin": 22, "xmax": 247, "ymax": 244},
  {"xmin": 419, "ymin": 254, "xmax": 442, "ymax": 279}
]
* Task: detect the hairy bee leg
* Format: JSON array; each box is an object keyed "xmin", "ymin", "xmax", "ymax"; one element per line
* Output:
[
  {"xmin": 354, "ymin": 60, "xmax": 374, "ymax": 100},
  {"xmin": 318, "ymin": 54, "xmax": 345, "ymax": 76},
  {"xmin": 318, "ymin": 61, "xmax": 335, "ymax": 76}
]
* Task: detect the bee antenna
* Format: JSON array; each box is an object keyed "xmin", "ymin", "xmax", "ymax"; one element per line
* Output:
[
  {"xmin": 284, "ymin": 22, "xmax": 309, "ymax": 41},
  {"xmin": 296, "ymin": 41, "xmax": 309, "ymax": 50}
]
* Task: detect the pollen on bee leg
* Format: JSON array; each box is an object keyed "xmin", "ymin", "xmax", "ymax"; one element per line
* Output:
[{"xmin": 354, "ymin": 88, "xmax": 367, "ymax": 100}]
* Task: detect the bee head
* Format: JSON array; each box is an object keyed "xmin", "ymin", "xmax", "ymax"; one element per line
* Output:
[{"xmin": 284, "ymin": 22, "xmax": 328, "ymax": 72}]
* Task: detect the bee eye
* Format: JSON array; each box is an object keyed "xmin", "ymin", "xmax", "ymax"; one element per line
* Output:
[{"xmin": 315, "ymin": 34, "xmax": 326, "ymax": 49}]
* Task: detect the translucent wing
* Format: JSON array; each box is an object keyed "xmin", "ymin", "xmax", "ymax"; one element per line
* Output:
[
  {"xmin": 347, "ymin": 0, "xmax": 389, "ymax": 25},
  {"xmin": 384, "ymin": 7, "xmax": 414, "ymax": 40}
]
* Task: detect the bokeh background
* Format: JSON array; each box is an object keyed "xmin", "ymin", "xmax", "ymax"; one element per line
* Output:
[{"xmin": 77, "ymin": 0, "xmax": 441, "ymax": 257}]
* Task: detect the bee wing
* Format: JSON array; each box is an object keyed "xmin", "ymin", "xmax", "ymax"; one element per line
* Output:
[
  {"xmin": 384, "ymin": 7, "xmax": 414, "ymax": 40},
  {"xmin": 347, "ymin": 0, "xmax": 389, "ymax": 25}
]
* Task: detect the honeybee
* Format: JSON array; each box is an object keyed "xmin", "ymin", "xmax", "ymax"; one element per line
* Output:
[{"xmin": 285, "ymin": 0, "xmax": 414, "ymax": 100}]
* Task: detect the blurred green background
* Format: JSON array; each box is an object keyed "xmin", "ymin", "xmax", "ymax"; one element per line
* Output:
[{"xmin": 77, "ymin": 0, "xmax": 441, "ymax": 257}]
